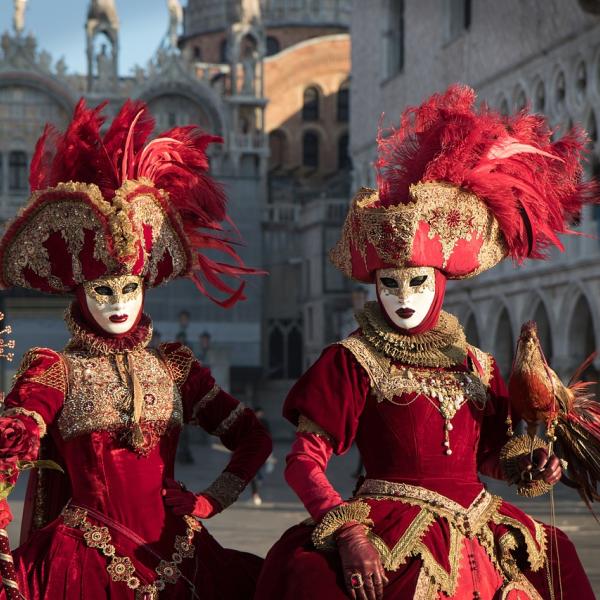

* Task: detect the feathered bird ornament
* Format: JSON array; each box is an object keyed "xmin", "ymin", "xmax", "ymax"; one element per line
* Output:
[{"xmin": 507, "ymin": 321, "xmax": 600, "ymax": 507}]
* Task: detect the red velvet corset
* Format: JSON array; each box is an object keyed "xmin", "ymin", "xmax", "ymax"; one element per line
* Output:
[
  {"xmin": 51, "ymin": 428, "xmax": 183, "ymax": 553},
  {"xmin": 354, "ymin": 371, "xmax": 486, "ymax": 506}
]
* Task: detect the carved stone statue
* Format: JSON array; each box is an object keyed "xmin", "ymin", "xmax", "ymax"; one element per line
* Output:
[
  {"xmin": 96, "ymin": 44, "xmax": 112, "ymax": 85},
  {"xmin": 87, "ymin": 0, "xmax": 119, "ymax": 32},
  {"xmin": 241, "ymin": 37, "xmax": 258, "ymax": 95},
  {"xmin": 240, "ymin": 0, "xmax": 261, "ymax": 24},
  {"xmin": 167, "ymin": 0, "xmax": 183, "ymax": 48},
  {"xmin": 13, "ymin": 0, "xmax": 27, "ymax": 35}
]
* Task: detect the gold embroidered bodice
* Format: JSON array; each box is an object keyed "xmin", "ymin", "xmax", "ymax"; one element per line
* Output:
[{"xmin": 58, "ymin": 348, "xmax": 183, "ymax": 441}]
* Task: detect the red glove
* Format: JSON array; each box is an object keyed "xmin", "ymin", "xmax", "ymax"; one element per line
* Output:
[
  {"xmin": 0, "ymin": 500, "xmax": 12, "ymax": 530},
  {"xmin": 336, "ymin": 523, "xmax": 388, "ymax": 600},
  {"xmin": 162, "ymin": 478, "xmax": 222, "ymax": 519},
  {"xmin": 519, "ymin": 448, "xmax": 562, "ymax": 485}
]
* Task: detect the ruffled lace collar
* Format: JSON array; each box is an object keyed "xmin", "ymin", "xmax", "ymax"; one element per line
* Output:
[
  {"xmin": 355, "ymin": 301, "xmax": 467, "ymax": 367},
  {"xmin": 64, "ymin": 302, "xmax": 153, "ymax": 355}
]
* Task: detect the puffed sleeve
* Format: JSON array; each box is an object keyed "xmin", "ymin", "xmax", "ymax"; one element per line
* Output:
[
  {"xmin": 477, "ymin": 356, "xmax": 512, "ymax": 480},
  {"xmin": 159, "ymin": 342, "xmax": 272, "ymax": 510},
  {"xmin": 3, "ymin": 347, "xmax": 68, "ymax": 437},
  {"xmin": 283, "ymin": 343, "xmax": 371, "ymax": 455}
]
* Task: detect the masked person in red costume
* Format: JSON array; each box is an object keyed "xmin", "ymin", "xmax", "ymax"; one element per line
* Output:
[
  {"xmin": 255, "ymin": 86, "xmax": 597, "ymax": 600},
  {"xmin": 0, "ymin": 100, "xmax": 272, "ymax": 599}
]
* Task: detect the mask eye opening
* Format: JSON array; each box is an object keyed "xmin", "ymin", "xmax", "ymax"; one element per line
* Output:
[
  {"xmin": 379, "ymin": 277, "xmax": 399, "ymax": 289},
  {"xmin": 122, "ymin": 283, "xmax": 139, "ymax": 294},
  {"xmin": 94, "ymin": 285, "xmax": 114, "ymax": 297},
  {"xmin": 409, "ymin": 275, "xmax": 428, "ymax": 287}
]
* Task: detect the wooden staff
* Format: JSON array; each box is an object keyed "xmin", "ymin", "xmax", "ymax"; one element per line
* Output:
[{"xmin": 0, "ymin": 528, "xmax": 19, "ymax": 599}]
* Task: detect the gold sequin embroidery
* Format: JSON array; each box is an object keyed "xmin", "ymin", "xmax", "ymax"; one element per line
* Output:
[
  {"xmin": 338, "ymin": 334, "xmax": 488, "ymax": 408},
  {"xmin": 329, "ymin": 182, "xmax": 507, "ymax": 282},
  {"xmin": 58, "ymin": 348, "xmax": 183, "ymax": 449},
  {"xmin": 158, "ymin": 344, "xmax": 196, "ymax": 389},
  {"xmin": 212, "ymin": 403, "xmax": 246, "ymax": 436},
  {"xmin": 350, "ymin": 479, "xmax": 546, "ymax": 594},
  {"xmin": 203, "ymin": 471, "xmax": 246, "ymax": 509},
  {"xmin": 353, "ymin": 302, "xmax": 467, "ymax": 367},
  {"xmin": 190, "ymin": 384, "xmax": 221, "ymax": 423},
  {"xmin": 297, "ymin": 415, "xmax": 334, "ymax": 444}
]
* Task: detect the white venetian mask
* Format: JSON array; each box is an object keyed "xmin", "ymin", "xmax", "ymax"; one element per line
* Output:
[
  {"xmin": 376, "ymin": 267, "xmax": 436, "ymax": 330},
  {"xmin": 83, "ymin": 275, "xmax": 144, "ymax": 335}
]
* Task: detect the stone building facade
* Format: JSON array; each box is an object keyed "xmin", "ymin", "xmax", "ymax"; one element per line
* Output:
[
  {"xmin": 0, "ymin": 1, "xmax": 354, "ymax": 421},
  {"xmin": 349, "ymin": 0, "xmax": 600, "ymax": 384},
  {"xmin": 180, "ymin": 0, "xmax": 353, "ymax": 386},
  {"xmin": 0, "ymin": 1, "xmax": 267, "ymax": 396}
]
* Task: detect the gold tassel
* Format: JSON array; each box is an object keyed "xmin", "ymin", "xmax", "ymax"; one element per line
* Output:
[{"xmin": 126, "ymin": 353, "xmax": 145, "ymax": 449}]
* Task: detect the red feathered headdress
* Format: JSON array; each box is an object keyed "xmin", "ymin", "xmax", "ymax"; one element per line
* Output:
[
  {"xmin": 0, "ymin": 99, "xmax": 257, "ymax": 307},
  {"xmin": 331, "ymin": 85, "xmax": 597, "ymax": 281}
]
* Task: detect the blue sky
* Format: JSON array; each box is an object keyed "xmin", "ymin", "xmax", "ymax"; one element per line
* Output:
[{"xmin": 0, "ymin": 1, "xmax": 182, "ymax": 76}]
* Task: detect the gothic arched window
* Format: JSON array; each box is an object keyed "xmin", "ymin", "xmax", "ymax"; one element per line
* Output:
[
  {"xmin": 338, "ymin": 133, "xmax": 350, "ymax": 170},
  {"xmin": 266, "ymin": 36, "xmax": 280, "ymax": 56},
  {"xmin": 8, "ymin": 151, "xmax": 27, "ymax": 192},
  {"xmin": 337, "ymin": 80, "xmax": 349, "ymax": 122},
  {"xmin": 302, "ymin": 87, "xmax": 319, "ymax": 121},
  {"xmin": 302, "ymin": 131, "xmax": 319, "ymax": 168}
]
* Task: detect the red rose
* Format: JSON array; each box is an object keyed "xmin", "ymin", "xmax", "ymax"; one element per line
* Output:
[
  {"xmin": 0, "ymin": 499, "xmax": 12, "ymax": 529},
  {"xmin": 0, "ymin": 415, "xmax": 40, "ymax": 464}
]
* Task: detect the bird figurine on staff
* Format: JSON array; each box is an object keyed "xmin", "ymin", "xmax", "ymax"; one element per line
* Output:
[{"xmin": 503, "ymin": 320, "xmax": 600, "ymax": 509}]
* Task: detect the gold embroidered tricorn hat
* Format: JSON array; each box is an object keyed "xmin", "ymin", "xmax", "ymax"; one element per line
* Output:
[
  {"xmin": 331, "ymin": 85, "xmax": 595, "ymax": 282},
  {"xmin": 0, "ymin": 100, "xmax": 256, "ymax": 307}
]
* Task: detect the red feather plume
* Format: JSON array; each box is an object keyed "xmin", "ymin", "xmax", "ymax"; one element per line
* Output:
[
  {"xmin": 375, "ymin": 85, "xmax": 599, "ymax": 262},
  {"xmin": 28, "ymin": 99, "xmax": 258, "ymax": 306}
]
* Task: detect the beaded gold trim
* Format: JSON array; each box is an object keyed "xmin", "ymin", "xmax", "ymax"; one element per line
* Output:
[
  {"xmin": 355, "ymin": 302, "xmax": 467, "ymax": 367},
  {"xmin": 12, "ymin": 348, "xmax": 68, "ymax": 395},
  {"xmin": 499, "ymin": 434, "xmax": 555, "ymax": 497},
  {"xmin": 62, "ymin": 506, "xmax": 197, "ymax": 598},
  {"xmin": 339, "ymin": 335, "xmax": 488, "ymax": 409},
  {"xmin": 352, "ymin": 480, "xmax": 546, "ymax": 594},
  {"xmin": 367, "ymin": 508, "xmax": 435, "ymax": 571},
  {"xmin": 12, "ymin": 348, "xmax": 39, "ymax": 383},
  {"xmin": 1, "ymin": 407, "xmax": 47, "ymax": 438},
  {"xmin": 329, "ymin": 183, "xmax": 506, "ymax": 282},
  {"xmin": 500, "ymin": 577, "xmax": 544, "ymax": 600},
  {"xmin": 202, "ymin": 471, "xmax": 246, "ymax": 510},
  {"xmin": 212, "ymin": 403, "xmax": 246, "ymax": 436},
  {"xmin": 413, "ymin": 565, "xmax": 439, "ymax": 600},
  {"xmin": 467, "ymin": 344, "xmax": 494, "ymax": 387},
  {"xmin": 158, "ymin": 344, "xmax": 196, "ymax": 389},
  {"xmin": 297, "ymin": 415, "xmax": 334, "ymax": 444},
  {"xmin": 311, "ymin": 501, "xmax": 373, "ymax": 550},
  {"xmin": 65, "ymin": 309, "xmax": 153, "ymax": 356},
  {"xmin": 190, "ymin": 384, "xmax": 221, "ymax": 423},
  {"xmin": 357, "ymin": 480, "xmax": 500, "ymax": 537}
]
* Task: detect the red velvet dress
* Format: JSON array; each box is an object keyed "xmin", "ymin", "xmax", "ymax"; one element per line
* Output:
[
  {"xmin": 1, "ymin": 308, "xmax": 272, "ymax": 599},
  {"xmin": 255, "ymin": 316, "xmax": 594, "ymax": 600}
]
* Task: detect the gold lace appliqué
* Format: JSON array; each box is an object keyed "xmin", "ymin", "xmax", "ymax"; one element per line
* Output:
[
  {"xmin": 203, "ymin": 471, "xmax": 247, "ymax": 510},
  {"xmin": 351, "ymin": 480, "xmax": 546, "ymax": 596},
  {"xmin": 59, "ymin": 348, "xmax": 183, "ymax": 452},
  {"xmin": 355, "ymin": 302, "xmax": 467, "ymax": 367},
  {"xmin": 158, "ymin": 344, "xmax": 196, "ymax": 389}
]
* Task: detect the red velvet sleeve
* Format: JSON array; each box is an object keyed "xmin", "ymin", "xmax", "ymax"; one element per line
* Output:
[
  {"xmin": 283, "ymin": 344, "xmax": 371, "ymax": 455},
  {"xmin": 477, "ymin": 357, "xmax": 511, "ymax": 480},
  {"xmin": 160, "ymin": 343, "xmax": 272, "ymax": 509},
  {"xmin": 285, "ymin": 432, "xmax": 345, "ymax": 520},
  {"xmin": 3, "ymin": 347, "xmax": 67, "ymax": 438}
]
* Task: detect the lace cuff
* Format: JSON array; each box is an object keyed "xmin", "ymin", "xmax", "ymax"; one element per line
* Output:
[
  {"xmin": 499, "ymin": 434, "xmax": 555, "ymax": 497},
  {"xmin": 202, "ymin": 471, "xmax": 246, "ymax": 510},
  {"xmin": 311, "ymin": 500, "xmax": 373, "ymax": 550}
]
